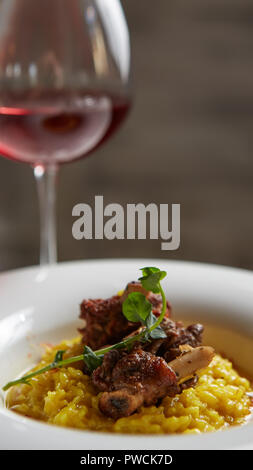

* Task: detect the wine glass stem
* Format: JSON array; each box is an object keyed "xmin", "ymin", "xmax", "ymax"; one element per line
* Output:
[{"xmin": 33, "ymin": 164, "xmax": 58, "ymax": 265}]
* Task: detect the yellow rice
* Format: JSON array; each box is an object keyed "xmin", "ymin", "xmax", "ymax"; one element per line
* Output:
[{"xmin": 6, "ymin": 338, "xmax": 252, "ymax": 434}]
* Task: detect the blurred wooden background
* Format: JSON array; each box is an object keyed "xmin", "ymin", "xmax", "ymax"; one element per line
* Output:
[{"xmin": 1, "ymin": 0, "xmax": 253, "ymax": 271}]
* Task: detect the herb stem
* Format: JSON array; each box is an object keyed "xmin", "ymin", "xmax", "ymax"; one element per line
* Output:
[
  {"xmin": 94, "ymin": 330, "xmax": 145, "ymax": 356},
  {"xmin": 150, "ymin": 282, "xmax": 167, "ymax": 331},
  {"xmin": 2, "ymin": 356, "xmax": 84, "ymax": 391}
]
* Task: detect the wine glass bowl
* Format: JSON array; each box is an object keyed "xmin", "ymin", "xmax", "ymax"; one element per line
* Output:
[
  {"xmin": 0, "ymin": 0, "xmax": 130, "ymax": 94},
  {"xmin": 0, "ymin": 0, "xmax": 131, "ymax": 263},
  {"xmin": 0, "ymin": 91, "xmax": 131, "ymax": 165},
  {"xmin": 0, "ymin": 0, "xmax": 131, "ymax": 165}
]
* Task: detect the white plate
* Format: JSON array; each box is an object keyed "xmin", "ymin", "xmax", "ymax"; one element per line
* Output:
[{"xmin": 0, "ymin": 259, "xmax": 253, "ymax": 450}]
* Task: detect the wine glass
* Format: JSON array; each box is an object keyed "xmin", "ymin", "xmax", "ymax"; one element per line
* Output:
[{"xmin": 0, "ymin": 0, "xmax": 131, "ymax": 264}]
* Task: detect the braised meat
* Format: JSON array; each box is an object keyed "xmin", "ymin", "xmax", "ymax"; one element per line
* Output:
[
  {"xmin": 93, "ymin": 348, "xmax": 178, "ymax": 419},
  {"xmin": 79, "ymin": 295, "xmax": 134, "ymax": 350},
  {"xmin": 79, "ymin": 282, "xmax": 171, "ymax": 350},
  {"xmin": 125, "ymin": 317, "xmax": 203, "ymax": 359},
  {"xmin": 156, "ymin": 319, "xmax": 204, "ymax": 362},
  {"xmin": 120, "ymin": 281, "xmax": 149, "ymax": 302},
  {"xmin": 79, "ymin": 279, "xmax": 214, "ymax": 419},
  {"xmin": 93, "ymin": 346, "xmax": 214, "ymax": 419}
]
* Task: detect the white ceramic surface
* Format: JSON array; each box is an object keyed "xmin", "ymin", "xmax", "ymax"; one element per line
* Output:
[{"xmin": 0, "ymin": 259, "xmax": 253, "ymax": 450}]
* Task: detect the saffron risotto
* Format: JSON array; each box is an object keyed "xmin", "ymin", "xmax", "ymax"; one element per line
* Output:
[{"xmin": 6, "ymin": 338, "xmax": 252, "ymax": 434}]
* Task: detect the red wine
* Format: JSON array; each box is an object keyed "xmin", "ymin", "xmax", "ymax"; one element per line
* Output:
[{"xmin": 0, "ymin": 91, "xmax": 130, "ymax": 165}]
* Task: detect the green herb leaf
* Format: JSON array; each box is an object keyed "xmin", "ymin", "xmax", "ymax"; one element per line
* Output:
[
  {"xmin": 145, "ymin": 312, "xmax": 158, "ymax": 329},
  {"xmin": 83, "ymin": 346, "xmax": 103, "ymax": 372},
  {"xmin": 145, "ymin": 312, "xmax": 167, "ymax": 339},
  {"xmin": 139, "ymin": 267, "xmax": 167, "ymax": 293},
  {"xmin": 52, "ymin": 350, "xmax": 66, "ymax": 367},
  {"xmin": 150, "ymin": 325, "xmax": 167, "ymax": 339},
  {"xmin": 141, "ymin": 267, "xmax": 161, "ymax": 275},
  {"xmin": 122, "ymin": 292, "xmax": 152, "ymax": 323}
]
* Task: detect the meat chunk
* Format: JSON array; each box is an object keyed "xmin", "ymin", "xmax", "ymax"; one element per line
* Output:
[
  {"xmin": 93, "ymin": 349, "xmax": 177, "ymax": 419},
  {"xmin": 161, "ymin": 322, "xmax": 204, "ymax": 362},
  {"xmin": 93, "ymin": 345, "xmax": 214, "ymax": 419},
  {"xmin": 79, "ymin": 295, "xmax": 136, "ymax": 350},
  {"xmin": 99, "ymin": 390, "xmax": 144, "ymax": 418},
  {"xmin": 120, "ymin": 281, "xmax": 149, "ymax": 303},
  {"xmin": 141, "ymin": 317, "xmax": 203, "ymax": 362},
  {"xmin": 79, "ymin": 282, "xmax": 171, "ymax": 350},
  {"xmin": 92, "ymin": 349, "xmax": 121, "ymax": 392}
]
